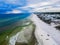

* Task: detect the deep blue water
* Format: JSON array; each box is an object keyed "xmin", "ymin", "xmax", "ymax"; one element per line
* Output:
[{"xmin": 0, "ymin": 13, "xmax": 31, "ymax": 27}]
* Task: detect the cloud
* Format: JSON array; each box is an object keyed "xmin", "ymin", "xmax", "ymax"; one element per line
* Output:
[
  {"xmin": 21, "ymin": 1, "xmax": 51, "ymax": 10},
  {"xmin": 7, "ymin": 10, "xmax": 22, "ymax": 13},
  {"xmin": 7, "ymin": 0, "xmax": 60, "ymax": 13}
]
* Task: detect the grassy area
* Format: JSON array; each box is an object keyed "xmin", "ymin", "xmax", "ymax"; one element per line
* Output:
[{"xmin": 0, "ymin": 21, "xmax": 37, "ymax": 45}]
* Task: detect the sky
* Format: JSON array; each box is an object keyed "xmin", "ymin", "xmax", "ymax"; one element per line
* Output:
[
  {"xmin": 0, "ymin": 0, "xmax": 60, "ymax": 13},
  {"xmin": 0, "ymin": 0, "xmax": 27, "ymax": 13},
  {"xmin": 27, "ymin": 0, "xmax": 60, "ymax": 7},
  {"xmin": 14, "ymin": 0, "xmax": 60, "ymax": 12},
  {"xmin": 23, "ymin": 0, "xmax": 60, "ymax": 12}
]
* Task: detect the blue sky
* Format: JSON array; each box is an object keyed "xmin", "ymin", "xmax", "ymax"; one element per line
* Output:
[{"xmin": 0, "ymin": 0, "xmax": 60, "ymax": 13}]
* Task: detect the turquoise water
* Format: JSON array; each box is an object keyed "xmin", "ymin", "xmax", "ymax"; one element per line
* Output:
[{"xmin": 0, "ymin": 13, "xmax": 31, "ymax": 32}]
